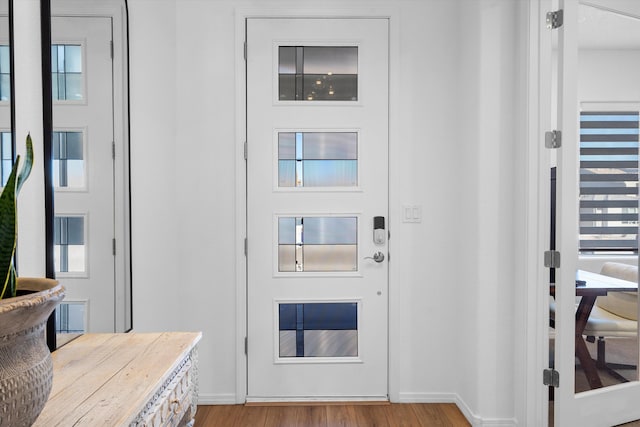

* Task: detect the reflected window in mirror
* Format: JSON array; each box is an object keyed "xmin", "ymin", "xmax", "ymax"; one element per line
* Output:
[
  {"xmin": 54, "ymin": 215, "xmax": 86, "ymax": 274},
  {"xmin": 0, "ymin": 131, "xmax": 10, "ymax": 186},
  {"xmin": 0, "ymin": 44, "xmax": 9, "ymax": 101},
  {"xmin": 52, "ymin": 44, "xmax": 83, "ymax": 101},
  {"xmin": 53, "ymin": 131, "xmax": 84, "ymax": 188}
]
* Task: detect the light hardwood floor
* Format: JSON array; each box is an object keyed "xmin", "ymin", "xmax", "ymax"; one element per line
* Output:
[{"xmin": 194, "ymin": 403, "xmax": 470, "ymax": 426}]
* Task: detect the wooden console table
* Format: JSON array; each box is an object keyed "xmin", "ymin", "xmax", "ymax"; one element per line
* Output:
[{"xmin": 33, "ymin": 332, "xmax": 202, "ymax": 427}]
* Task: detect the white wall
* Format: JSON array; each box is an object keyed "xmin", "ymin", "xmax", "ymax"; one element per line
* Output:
[
  {"xmin": 127, "ymin": 0, "xmax": 529, "ymax": 424},
  {"xmin": 577, "ymin": 47, "xmax": 640, "ymax": 275}
]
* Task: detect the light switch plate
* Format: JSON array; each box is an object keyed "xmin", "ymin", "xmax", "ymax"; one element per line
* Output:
[{"xmin": 402, "ymin": 205, "xmax": 422, "ymax": 223}]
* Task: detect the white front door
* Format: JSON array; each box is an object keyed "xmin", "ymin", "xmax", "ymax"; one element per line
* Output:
[
  {"xmin": 246, "ymin": 18, "xmax": 389, "ymax": 400},
  {"xmin": 553, "ymin": 1, "xmax": 640, "ymax": 425},
  {"xmin": 52, "ymin": 16, "xmax": 116, "ymax": 333}
]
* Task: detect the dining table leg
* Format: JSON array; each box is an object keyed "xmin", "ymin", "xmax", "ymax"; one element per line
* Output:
[{"xmin": 575, "ymin": 295, "xmax": 603, "ymax": 389}]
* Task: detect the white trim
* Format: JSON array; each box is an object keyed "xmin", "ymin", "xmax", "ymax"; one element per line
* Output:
[
  {"xmin": 397, "ymin": 393, "xmax": 518, "ymax": 427},
  {"xmin": 235, "ymin": 5, "xmax": 398, "ymax": 405},
  {"xmin": 198, "ymin": 393, "xmax": 238, "ymax": 405},
  {"xmin": 526, "ymin": 1, "xmax": 552, "ymax": 426},
  {"xmin": 233, "ymin": 7, "xmax": 248, "ymax": 405},
  {"xmin": 246, "ymin": 396, "xmax": 387, "ymax": 403}
]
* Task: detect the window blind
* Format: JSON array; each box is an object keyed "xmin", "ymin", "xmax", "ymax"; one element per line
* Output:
[{"xmin": 580, "ymin": 111, "xmax": 639, "ymax": 252}]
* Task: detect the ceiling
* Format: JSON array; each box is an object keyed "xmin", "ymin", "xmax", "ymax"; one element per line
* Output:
[{"xmin": 579, "ymin": 1, "xmax": 640, "ymax": 49}]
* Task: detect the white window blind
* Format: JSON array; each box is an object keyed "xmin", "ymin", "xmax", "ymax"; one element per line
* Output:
[{"xmin": 580, "ymin": 111, "xmax": 639, "ymax": 252}]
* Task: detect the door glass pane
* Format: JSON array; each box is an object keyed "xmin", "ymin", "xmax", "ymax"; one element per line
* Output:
[
  {"xmin": 55, "ymin": 301, "xmax": 86, "ymax": 347},
  {"xmin": 279, "ymin": 302, "xmax": 358, "ymax": 358},
  {"xmin": 55, "ymin": 302, "xmax": 86, "ymax": 334},
  {"xmin": 0, "ymin": 45, "xmax": 9, "ymax": 101},
  {"xmin": 278, "ymin": 46, "xmax": 357, "ymax": 101},
  {"xmin": 278, "ymin": 132, "xmax": 357, "ymax": 187},
  {"xmin": 278, "ymin": 216, "xmax": 357, "ymax": 272},
  {"xmin": 1, "ymin": 131, "xmax": 11, "ymax": 186},
  {"xmin": 53, "ymin": 131, "xmax": 85, "ymax": 188},
  {"xmin": 54, "ymin": 215, "xmax": 86, "ymax": 273},
  {"xmin": 572, "ymin": 2, "xmax": 640, "ymax": 394},
  {"xmin": 52, "ymin": 44, "xmax": 83, "ymax": 101}
]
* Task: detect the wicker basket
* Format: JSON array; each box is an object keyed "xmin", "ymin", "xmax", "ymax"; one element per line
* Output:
[{"xmin": 0, "ymin": 278, "xmax": 64, "ymax": 427}]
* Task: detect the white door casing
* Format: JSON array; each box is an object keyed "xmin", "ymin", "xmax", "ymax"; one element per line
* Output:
[{"xmin": 246, "ymin": 18, "xmax": 389, "ymax": 400}]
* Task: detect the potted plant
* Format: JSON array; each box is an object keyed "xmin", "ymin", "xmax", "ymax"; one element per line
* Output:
[{"xmin": 0, "ymin": 134, "xmax": 65, "ymax": 427}]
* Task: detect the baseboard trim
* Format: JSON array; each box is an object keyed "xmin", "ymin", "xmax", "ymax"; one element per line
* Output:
[
  {"xmin": 396, "ymin": 392, "xmax": 518, "ymax": 427},
  {"xmin": 197, "ymin": 393, "xmax": 237, "ymax": 405},
  {"xmin": 245, "ymin": 396, "xmax": 389, "ymax": 404},
  {"xmin": 245, "ymin": 400, "xmax": 390, "ymax": 407}
]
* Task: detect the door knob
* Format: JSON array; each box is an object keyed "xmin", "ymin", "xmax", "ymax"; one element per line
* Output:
[{"xmin": 365, "ymin": 251, "xmax": 385, "ymax": 263}]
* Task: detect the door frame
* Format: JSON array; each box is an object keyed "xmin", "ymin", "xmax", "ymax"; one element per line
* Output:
[
  {"xmin": 234, "ymin": 7, "xmax": 400, "ymax": 404},
  {"xmin": 529, "ymin": 0, "xmax": 640, "ymax": 425}
]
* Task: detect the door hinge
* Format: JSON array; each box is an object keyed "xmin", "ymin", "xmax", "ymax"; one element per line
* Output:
[
  {"xmin": 544, "ymin": 250, "xmax": 561, "ymax": 268},
  {"xmin": 112, "ymin": 238, "xmax": 116, "ymax": 255},
  {"xmin": 546, "ymin": 10, "xmax": 563, "ymax": 29},
  {"xmin": 244, "ymin": 40, "xmax": 247, "ymax": 61},
  {"xmin": 244, "ymin": 238, "xmax": 248, "ymax": 256},
  {"xmin": 545, "ymin": 130, "xmax": 562, "ymax": 148},
  {"xmin": 112, "ymin": 141, "xmax": 116, "ymax": 159},
  {"xmin": 110, "ymin": 40, "xmax": 114, "ymax": 59},
  {"xmin": 244, "ymin": 141, "xmax": 247, "ymax": 160},
  {"xmin": 543, "ymin": 368, "xmax": 559, "ymax": 387},
  {"xmin": 244, "ymin": 337, "xmax": 248, "ymax": 355}
]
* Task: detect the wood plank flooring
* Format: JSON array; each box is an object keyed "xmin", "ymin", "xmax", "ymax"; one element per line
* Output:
[{"xmin": 194, "ymin": 403, "xmax": 470, "ymax": 426}]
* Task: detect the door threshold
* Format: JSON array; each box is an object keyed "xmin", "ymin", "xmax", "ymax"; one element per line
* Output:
[{"xmin": 245, "ymin": 398, "xmax": 390, "ymax": 407}]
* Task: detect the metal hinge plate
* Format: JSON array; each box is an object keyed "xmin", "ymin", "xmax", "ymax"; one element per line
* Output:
[
  {"xmin": 244, "ymin": 141, "xmax": 247, "ymax": 160},
  {"xmin": 544, "ymin": 250, "xmax": 560, "ymax": 268},
  {"xmin": 545, "ymin": 130, "xmax": 562, "ymax": 148},
  {"xmin": 543, "ymin": 368, "xmax": 559, "ymax": 387},
  {"xmin": 244, "ymin": 40, "xmax": 247, "ymax": 61},
  {"xmin": 546, "ymin": 10, "xmax": 563, "ymax": 29},
  {"xmin": 244, "ymin": 337, "xmax": 248, "ymax": 355},
  {"xmin": 244, "ymin": 238, "xmax": 248, "ymax": 256}
]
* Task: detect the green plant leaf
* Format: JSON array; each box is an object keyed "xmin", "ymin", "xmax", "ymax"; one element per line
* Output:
[
  {"xmin": 0, "ymin": 157, "xmax": 20, "ymax": 299},
  {"xmin": 16, "ymin": 134, "xmax": 33, "ymax": 196}
]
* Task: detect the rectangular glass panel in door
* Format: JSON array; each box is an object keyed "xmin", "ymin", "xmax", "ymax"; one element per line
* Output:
[
  {"xmin": 54, "ymin": 215, "xmax": 85, "ymax": 273},
  {"xmin": 279, "ymin": 302, "xmax": 358, "ymax": 358},
  {"xmin": 0, "ymin": 44, "xmax": 9, "ymax": 101},
  {"xmin": 278, "ymin": 132, "xmax": 358, "ymax": 187},
  {"xmin": 1, "ymin": 131, "xmax": 11, "ymax": 186},
  {"xmin": 0, "ymin": 16, "xmax": 10, "ymax": 184},
  {"xmin": 570, "ymin": 1, "xmax": 640, "ymax": 399},
  {"xmin": 52, "ymin": 44, "xmax": 83, "ymax": 101},
  {"xmin": 278, "ymin": 216, "xmax": 357, "ymax": 272},
  {"xmin": 53, "ymin": 131, "xmax": 85, "ymax": 188},
  {"xmin": 279, "ymin": 46, "xmax": 358, "ymax": 101}
]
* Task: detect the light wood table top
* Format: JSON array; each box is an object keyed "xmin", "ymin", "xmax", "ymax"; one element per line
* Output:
[{"xmin": 34, "ymin": 332, "xmax": 202, "ymax": 426}]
